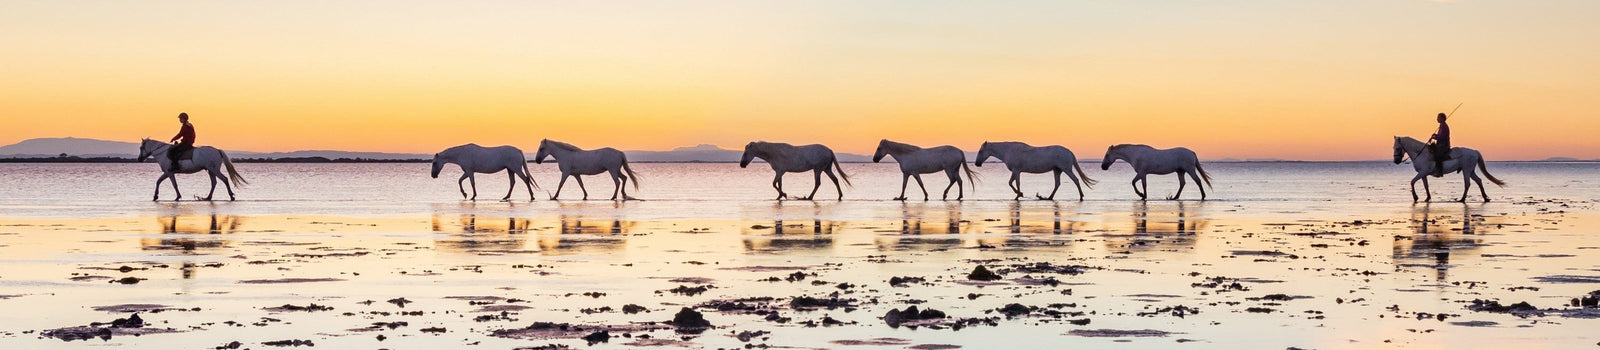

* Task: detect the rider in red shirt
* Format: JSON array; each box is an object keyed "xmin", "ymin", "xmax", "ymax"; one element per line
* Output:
[{"xmin": 168, "ymin": 113, "xmax": 196, "ymax": 172}]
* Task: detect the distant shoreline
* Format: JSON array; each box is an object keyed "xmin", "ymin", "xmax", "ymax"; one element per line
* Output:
[{"xmin": 1, "ymin": 157, "xmax": 1595, "ymax": 164}]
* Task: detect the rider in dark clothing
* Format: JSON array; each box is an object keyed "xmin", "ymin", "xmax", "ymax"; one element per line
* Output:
[
  {"xmin": 168, "ymin": 112, "xmax": 196, "ymax": 172},
  {"xmin": 1426, "ymin": 112, "xmax": 1450, "ymax": 176}
]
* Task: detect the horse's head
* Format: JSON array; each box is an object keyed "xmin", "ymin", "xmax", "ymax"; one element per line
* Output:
[
  {"xmin": 1393, "ymin": 136, "xmax": 1405, "ymax": 164},
  {"xmin": 1100, "ymin": 145, "xmax": 1121, "ymax": 170},
  {"xmin": 974, "ymin": 142, "xmax": 993, "ymax": 167},
  {"xmin": 739, "ymin": 142, "xmax": 759, "ymax": 168},
  {"xmin": 135, "ymin": 138, "xmax": 167, "ymax": 162},
  {"xmin": 872, "ymin": 139, "xmax": 890, "ymax": 163},
  {"xmin": 430, "ymin": 153, "xmax": 445, "ymax": 178},
  {"xmin": 534, "ymin": 139, "xmax": 550, "ymax": 164}
]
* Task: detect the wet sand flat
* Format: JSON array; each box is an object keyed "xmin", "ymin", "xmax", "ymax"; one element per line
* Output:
[{"xmin": 1, "ymin": 199, "xmax": 1598, "ymax": 349}]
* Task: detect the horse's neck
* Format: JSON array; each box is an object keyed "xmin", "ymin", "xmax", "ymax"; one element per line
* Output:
[
  {"xmin": 991, "ymin": 143, "xmax": 1030, "ymax": 158},
  {"xmin": 1399, "ymin": 138, "xmax": 1427, "ymax": 156},
  {"xmin": 881, "ymin": 142, "xmax": 918, "ymax": 156},
  {"xmin": 753, "ymin": 144, "xmax": 785, "ymax": 158}
]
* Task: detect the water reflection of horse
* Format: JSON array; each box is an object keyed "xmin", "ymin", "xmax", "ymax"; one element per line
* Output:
[
  {"xmin": 875, "ymin": 202, "xmax": 966, "ymax": 251},
  {"xmin": 742, "ymin": 201, "xmax": 838, "ymax": 252},
  {"xmin": 1104, "ymin": 202, "xmax": 1204, "ymax": 253},
  {"xmin": 144, "ymin": 214, "xmax": 244, "ymax": 280},
  {"xmin": 1003, "ymin": 201, "xmax": 1084, "ymax": 235},
  {"xmin": 534, "ymin": 215, "xmax": 632, "ymax": 254},
  {"xmin": 144, "ymin": 214, "xmax": 243, "ymax": 252},
  {"xmin": 430, "ymin": 214, "xmax": 533, "ymax": 255},
  {"xmin": 1394, "ymin": 203, "xmax": 1490, "ymax": 282},
  {"xmin": 898, "ymin": 202, "xmax": 966, "ymax": 235}
]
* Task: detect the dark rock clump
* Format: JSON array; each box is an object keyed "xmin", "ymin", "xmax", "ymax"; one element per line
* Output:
[
  {"xmin": 884, "ymin": 306, "xmax": 947, "ymax": 327},
  {"xmin": 669, "ymin": 307, "xmax": 712, "ymax": 333},
  {"xmin": 967, "ymin": 266, "xmax": 1002, "ymax": 281}
]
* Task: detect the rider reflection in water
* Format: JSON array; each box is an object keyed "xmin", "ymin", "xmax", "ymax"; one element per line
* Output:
[{"xmin": 168, "ymin": 112, "xmax": 196, "ymax": 172}]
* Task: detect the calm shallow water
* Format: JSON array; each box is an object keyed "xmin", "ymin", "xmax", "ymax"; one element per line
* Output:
[{"xmin": 0, "ymin": 162, "xmax": 1597, "ymax": 349}]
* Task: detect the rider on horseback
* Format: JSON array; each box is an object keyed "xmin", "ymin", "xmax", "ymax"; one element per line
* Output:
[
  {"xmin": 1426, "ymin": 112, "xmax": 1450, "ymax": 177},
  {"xmin": 168, "ymin": 112, "xmax": 196, "ymax": 172}
]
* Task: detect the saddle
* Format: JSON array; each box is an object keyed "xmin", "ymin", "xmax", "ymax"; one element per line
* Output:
[{"xmin": 175, "ymin": 148, "xmax": 196, "ymax": 161}]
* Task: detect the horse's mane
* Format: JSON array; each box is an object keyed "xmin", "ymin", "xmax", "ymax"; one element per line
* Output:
[
  {"xmin": 877, "ymin": 139, "xmax": 921, "ymax": 154},
  {"xmin": 542, "ymin": 139, "xmax": 582, "ymax": 152}
]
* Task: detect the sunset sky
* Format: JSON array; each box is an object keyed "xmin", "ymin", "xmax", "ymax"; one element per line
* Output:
[{"xmin": 1, "ymin": 1, "xmax": 1595, "ymax": 160}]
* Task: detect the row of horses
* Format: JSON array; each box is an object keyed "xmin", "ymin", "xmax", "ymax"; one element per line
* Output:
[
  {"xmin": 428, "ymin": 139, "xmax": 1212, "ymax": 201},
  {"xmin": 135, "ymin": 136, "xmax": 1504, "ymax": 203}
]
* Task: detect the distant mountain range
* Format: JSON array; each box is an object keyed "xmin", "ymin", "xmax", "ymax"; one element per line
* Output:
[{"xmin": 0, "ymin": 137, "xmax": 874, "ymax": 162}]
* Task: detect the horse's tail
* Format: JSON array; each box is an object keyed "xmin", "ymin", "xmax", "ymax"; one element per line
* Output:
[
  {"xmin": 1072, "ymin": 161, "xmax": 1097, "ymax": 189},
  {"xmin": 1477, "ymin": 157, "xmax": 1507, "ymax": 187},
  {"xmin": 220, "ymin": 150, "xmax": 248, "ymax": 187},
  {"xmin": 960, "ymin": 161, "xmax": 980, "ymax": 190},
  {"xmin": 832, "ymin": 155, "xmax": 853, "ymax": 187},
  {"xmin": 1196, "ymin": 162, "xmax": 1213, "ymax": 190},
  {"xmin": 621, "ymin": 155, "xmax": 641, "ymax": 190}
]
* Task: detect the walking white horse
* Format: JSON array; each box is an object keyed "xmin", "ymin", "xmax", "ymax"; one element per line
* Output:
[
  {"xmin": 975, "ymin": 141, "xmax": 1096, "ymax": 200},
  {"xmin": 431, "ymin": 144, "xmax": 538, "ymax": 201},
  {"xmin": 1100, "ymin": 144, "xmax": 1212, "ymax": 201},
  {"xmin": 137, "ymin": 139, "xmax": 248, "ymax": 201},
  {"xmin": 1392, "ymin": 136, "xmax": 1505, "ymax": 202},
  {"xmin": 740, "ymin": 141, "xmax": 852, "ymax": 200},
  {"xmin": 873, "ymin": 139, "xmax": 979, "ymax": 201},
  {"xmin": 534, "ymin": 139, "xmax": 641, "ymax": 201}
]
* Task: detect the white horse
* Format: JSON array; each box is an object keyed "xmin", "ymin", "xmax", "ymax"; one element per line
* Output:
[
  {"xmin": 431, "ymin": 144, "xmax": 539, "ymax": 201},
  {"xmin": 873, "ymin": 139, "xmax": 979, "ymax": 201},
  {"xmin": 1101, "ymin": 144, "xmax": 1211, "ymax": 201},
  {"xmin": 1392, "ymin": 136, "xmax": 1505, "ymax": 202},
  {"xmin": 740, "ymin": 141, "xmax": 852, "ymax": 200},
  {"xmin": 974, "ymin": 141, "xmax": 1096, "ymax": 200},
  {"xmin": 136, "ymin": 138, "xmax": 248, "ymax": 201},
  {"xmin": 534, "ymin": 139, "xmax": 641, "ymax": 201}
]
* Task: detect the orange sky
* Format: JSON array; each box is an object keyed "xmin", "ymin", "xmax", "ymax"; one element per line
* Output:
[{"xmin": 1, "ymin": 1, "xmax": 1595, "ymax": 160}]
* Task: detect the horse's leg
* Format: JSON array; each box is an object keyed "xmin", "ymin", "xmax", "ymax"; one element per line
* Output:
[
  {"xmin": 519, "ymin": 171, "xmax": 535, "ymax": 200},
  {"xmin": 551, "ymin": 174, "xmax": 569, "ymax": 200},
  {"xmin": 205, "ymin": 169, "xmax": 219, "ymax": 201},
  {"xmin": 1129, "ymin": 176, "xmax": 1141, "ymax": 200},
  {"xmin": 895, "ymin": 173, "xmax": 910, "ymax": 201},
  {"xmin": 1169, "ymin": 173, "xmax": 1187, "ymax": 201},
  {"xmin": 1140, "ymin": 174, "xmax": 1149, "ymax": 201},
  {"xmin": 617, "ymin": 170, "xmax": 635, "ymax": 201},
  {"xmin": 802, "ymin": 170, "xmax": 822, "ymax": 201},
  {"xmin": 825, "ymin": 169, "xmax": 843, "ymax": 201},
  {"xmin": 169, "ymin": 173, "xmax": 182, "ymax": 201},
  {"xmin": 1010, "ymin": 172, "xmax": 1023, "ymax": 200},
  {"xmin": 912, "ymin": 174, "xmax": 929, "ymax": 200},
  {"xmin": 1457, "ymin": 170, "xmax": 1471, "ymax": 203},
  {"xmin": 1189, "ymin": 170, "xmax": 1206, "ymax": 201},
  {"xmin": 574, "ymin": 175, "xmax": 589, "ymax": 200},
  {"xmin": 503, "ymin": 170, "xmax": 516, "ymax": 201},
  {"xmin": 220, "ymin": 170, "xmax": 236, "ymax": 201},
  {"xmin": 153, "ymin": 173, "xmax": 169, "ymax": 201},
  {"xmin": 942, "ymin": 169, "xmax": 958, "ymax": 201},
  {"xmin": 1039, "ymin": 170, "xmax": 1061, "ymax": 201},
  {"xmin": 609, "ymin": 170, "xmax": 622, "ymax": 201},
  {"xmin": 1420, "ymin": 176, "xmax": 1432, "ymax": 202},
  {"xmin": 1408, "ymin": 174, "xmax": 1424, "ymax": 202},
  {"xmin": 773, "ymin": 173, "xmax": 787, "ymax": 200},
  {"xmin": 469, "ymin": 174, "xmax": 478, "ymax": 200},
  {"xmin": 457, "ymin": 174, "xmax": 470, "ymax": 199},
  {"xmin": 1473, "ymin": 174, "xmax": 1489, "ymax": 202}
]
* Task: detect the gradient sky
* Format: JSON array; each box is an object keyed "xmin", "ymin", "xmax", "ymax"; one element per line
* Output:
[{"xmin": 1, "ymin": 1, "xmax": 1595, "ymax": 160}]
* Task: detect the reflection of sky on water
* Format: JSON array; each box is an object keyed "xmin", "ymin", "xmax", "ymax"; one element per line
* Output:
[{"xmin": 0, "ymin": 165, "xmax": 1596, "ymax": 348}]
